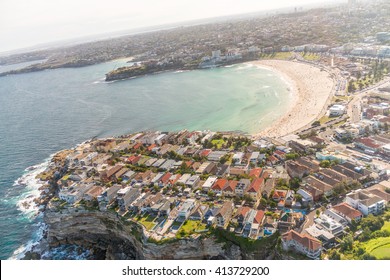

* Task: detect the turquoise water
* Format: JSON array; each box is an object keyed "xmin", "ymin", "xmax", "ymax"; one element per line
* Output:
[{"xmin": 0, "ymin": 59, "xmax": 292, "ymax": 259}]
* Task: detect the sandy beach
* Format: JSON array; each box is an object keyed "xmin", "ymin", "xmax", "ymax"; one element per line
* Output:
[{"xmin": 253, "ymin": 60, "xmax": 334, "ymax": 139}]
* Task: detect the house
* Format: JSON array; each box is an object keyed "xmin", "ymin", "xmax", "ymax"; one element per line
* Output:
[
  {"xmin": 215, "ymin": 164, "xmax": 230, "ymax": 177},
  {"xmin": 288, "ymin": 139, "xmax": 316, "ymax": 154},
  {"xmin": 272, "ymin": 190, "xmax": 287, "ymax": 202},
  {"xmin": 229, "ymin": 167, "xmax": 248, "ymax": 176},
  {"xmin": 159, "ymin": 172, "xmax": 172, "ymax": 187},
  {"xmin": 234, "ymin": 206, "xmax": 251, "ymax": 226},
  {"xmin": 267, "ymin": 155, "xmax": 280, "ymax": 166},
  {"xmin": 262, "ymin": 178, "xmax": 275, "ymax": 198},
  {"xmin": 113, "ymin": 167, "xmax": 129, "ymax": 181},
  {"xmin": 122, "ymin": 170, "xmax": 136, "ymax": 182},
  {"xmin": 301, "ymin": 184, "xmax": 324, "ymax": 202},
  {"xmin": 215, "ymin": 201, "xmax": 234, "ymax": 228},
  {"xmin": 142, "ymin": 193, "xmax": 163, "ymax": 214},
  {"xmin": 83, "ymin": 185, "xmax": 104, "ymax": 201},
  {"xmin": 98, "ymin": 185, "xmax": 121, "ymax": 210},
  {"xmin": 177, "ymin": 173, "xmax": 191, "ymax": 185},
  {"xmin": 208, "ymin": 151, "xmax": 227, "ymax": 162},
  {"xmin": 117, "ymin": 188, "xmax": 141, "ymax": 211},
  {"xmin": 281, "ymin": 230, "xmax": 322, "ymax": 259},
  {"xmin": 235, "ymin": 179, "xmax": 251, "ymax": 197},
  {"xmin": 246, "ymin": 177, "xmax": 264, "ymax": 200},
  {"xmin": 305, "ymin": 225, "xmax": 335, "ymax": 244},
  {"xmin": 202, "ymin": 176, "xmax": 218, "ymax": 191},
  {"xmin": 158, "ymin": 199, "xmax": 172, "ymax": 216},
  {"xmin": 297, "ymin": 188, "xmax": 313, "ymax": 206},
  {"xmin": 223, "ymin": 180, "xmax": 238, "ymax": 197},
  {"xmin": 284, "ymin": 190, "xmax": 295, "ymax": 207},
  {"xmin": 59, "ymin": 184, "xmax": 90, "ymax": 204},
  {"xmin": 314, "ymin": 215, "xmax": 344, "ymax": 236},
  {"xmin": 249, "ymin": 152, "xmax": 261, "ymax": 164},
  {"xmin": 296, "ymin": 157, "xmax": 320, "ymax": 173},
  {"xmin": 285, "ymin": 161, "xmax": 309, "ymax": 179},
  {"xmin": 189, "ymin": 204, "xmax": 209, "ymax": 220},
  {"xmin": 249, "ymin": 168, "xmax": 263, "ymax": 179},
  {"xmin": 346, "ymin": 189, "xmax": 385, "ymax": 216},
  {"xmin": 100, "ymin": 165, "xmax": 123, "ymax": 182},
  {"xmin": 211, "ymin": 178, "xmax": 229, "ymax": 195},
  {"xmin": 304, "ymin": 176, "xmax": 333, "ymax": 197},
  {"xmin": 177, "ymin": 199, "xmax": 197, "ymax": 222},
  {"xmin": 278, "ymin": 212, "xmax": 299, "ymax": 233},
  {"xmin": 94, "ymin": 139, "xmax": 116, "ymax": 152},
  {"xmin": 196, "ymin": 162, "xmax": 216, "ymax": 174},
  {"xmin": 331, "ymin": 203, "xmax": 363, "ymax": 224},
  {"xmin": 186, "ymin": 175, "xmax": 200, "ymax": 189},
  {"xmin": 232, "ymin": 152, "xmax": 245, "ymax": 165},
  {"xmin": 204, "ymin": 207, "xmax": 220, "ymax": 226}
]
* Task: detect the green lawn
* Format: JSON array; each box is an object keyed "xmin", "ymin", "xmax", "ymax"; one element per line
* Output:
[
  {"xmin": 211, "ymin": 139, "xmax": 226, "ymax": 149},
  {"xmin": 319, "ymin": 115, "xmax": 337, "ymax": 125},
  {"xmin": 301, "ymin": 52, "xmax": 321, "ymax": 61},
  {"xmin": 382, "ymin": 221, "xmax": 390, "ymax": 232},
  {"xmin": 176, "ymin": 220, "xmax": 207, "ymax": 237},
  {"xmin": 260, "ymin": 52, "xmax": 292, "ymax": 60},
  {"xmin": 137, "ymin": 215, "xmax": 157, "ymax": 231},
  {"xmin": 363, "ymin": 237, "xmax": 390, "ymax": 260}
]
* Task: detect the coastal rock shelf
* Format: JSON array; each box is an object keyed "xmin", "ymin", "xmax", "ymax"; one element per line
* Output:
[{"xmin": 44, "ymin": 208, "xmax": 242, "ymax": 260}]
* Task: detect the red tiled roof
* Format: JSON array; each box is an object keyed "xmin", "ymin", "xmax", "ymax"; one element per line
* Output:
[
  {"xmin": 160, "ymin": 172, "xmax": 172, "ymax": 184},
  {"xmin": 133, "ymin": 143, "xmax": 142, "ymax": 150},
  {"xmin": 268, "ymin": 155, "xmax": 278, "ymax": 162},
  {"xmin": 247, "ymin": 177, "xmax": 264, "ymax": 193},
  {"xmin": 212, "ymin": 178, "xmax": 228, "ymax": 191},
  {"xmin": 332, "ymin": 203, "xmax": 363, "ymax": 219},
  {"xmin": 356, "ymin": 137, "xmax": 381, "ymax": 149},
  {"xmin": 274, "ymin": 150, "xmax": 286, "ymax": 156},
  {"xmin": 169, "ymin": 174, "xmax": 181, "ymax": 184},
  {"xmin": 147, "ymin": 144, "xmax": 157, "ymax": 151},
  {"xmin": 254, "ymin": 210, "xmax": 265, "ymax": 224},
  {"xmin": 224, "ymin": 180, "xmax": 238, "ymax": 192},
  {"xmin": 234, "ymin": 206, "xmax": 251, "ymax": 218},
  {"xmin": 273, "ymin": 190, "xmax": 287, "ymax": 199},
  {"xmin": 249, "ymin": 168, "xmax": 263, "ymax": 178},
  {"xmin": 282, "ymin": 230, "xmax": 322, "ymax": 251},
  {"xmin": 200, "ymin": 149, "xmax": 212, "ymax": 157}
]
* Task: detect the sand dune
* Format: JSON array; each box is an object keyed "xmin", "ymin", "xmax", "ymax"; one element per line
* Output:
[{"xmin": 253, "ymin": 60, "xmax": 334, "ymax": 139}]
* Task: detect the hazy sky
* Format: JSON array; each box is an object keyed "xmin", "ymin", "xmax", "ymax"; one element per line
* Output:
[{"xmin": 0, "ymin": 0, "xmax": 335, "ymax": 53}]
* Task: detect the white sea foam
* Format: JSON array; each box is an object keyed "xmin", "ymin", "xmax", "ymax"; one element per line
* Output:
[
  {"xmin": 9, "ymin": 221, "xmax": 47, "ymax": 260},
  {"xmin": 14, "ymin": 160, "xmax": 50, "ymax": 219}
]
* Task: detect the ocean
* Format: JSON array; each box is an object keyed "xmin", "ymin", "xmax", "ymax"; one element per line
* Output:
[{"xmin": 0, "ymin": 59, "xmax": 292, "ymax": 259}]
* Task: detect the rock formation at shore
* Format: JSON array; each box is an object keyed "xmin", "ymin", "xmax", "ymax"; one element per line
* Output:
[{"xmin": 44, "ymin": 207, "xmax": 245, "ymax": 260}]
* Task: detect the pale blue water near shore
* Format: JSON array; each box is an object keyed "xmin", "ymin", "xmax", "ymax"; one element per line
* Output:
[{"xmin": 0, "ymin": 59, "xmax": 292, "ymax": 259}]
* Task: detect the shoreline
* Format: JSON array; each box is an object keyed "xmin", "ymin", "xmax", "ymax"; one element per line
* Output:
[{"xmin": 252, "ymin": 60, "xmax": 335, "ymax": 139}]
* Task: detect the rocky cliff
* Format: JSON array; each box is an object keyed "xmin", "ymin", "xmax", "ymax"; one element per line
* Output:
[{"xmin": 44, "ymin": 207, "xmax": 243, "ymax": 260}]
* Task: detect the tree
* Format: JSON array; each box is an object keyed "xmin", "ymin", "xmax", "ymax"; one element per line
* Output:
[
  {"xmin": 312, "ymin": 121, "xmax": 321, "ymax": 127},
  {"xmin": 316, "ymin": 209, "xmax": 321, "ymax": 217},
  {"xmin": 290, "ymin": 177, "xmax": 301, "ymax": 190},
  {"xmin": 320, "ymin": 160, "xmax": 331, "ymax": 168},
  {"xmin": 260, "ymin": 198, "xmax": 268, "ymax": 207},
  {"xmin": 243, "ymin": 194, "xmax": 254, "ymax": 203},
  {"xmin": 285, "ymin": 153, "xmax": 299, "ymax": 160},
  {"xmin": 328, "ymin": 249, "xmax": 341, "ymax": 260},
  {"xmin": 340, "ymin": 234, "xmax": 354, "ymax": 253},
  {"xmin": 360, "ymin": 215, "xmax": 384, "ymax": 232}
]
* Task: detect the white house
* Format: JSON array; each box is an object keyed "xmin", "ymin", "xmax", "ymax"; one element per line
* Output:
[
  {"xmin": 329, "ymin": 104, "xmax": 346, "ymax": 116},
  {"xmin": 346, "ymin": 189, "xmax": 385, "ymax": 216},
  {"xmin": 202, "ymin": 176, "xmax": 218, "ymax": 191}
]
